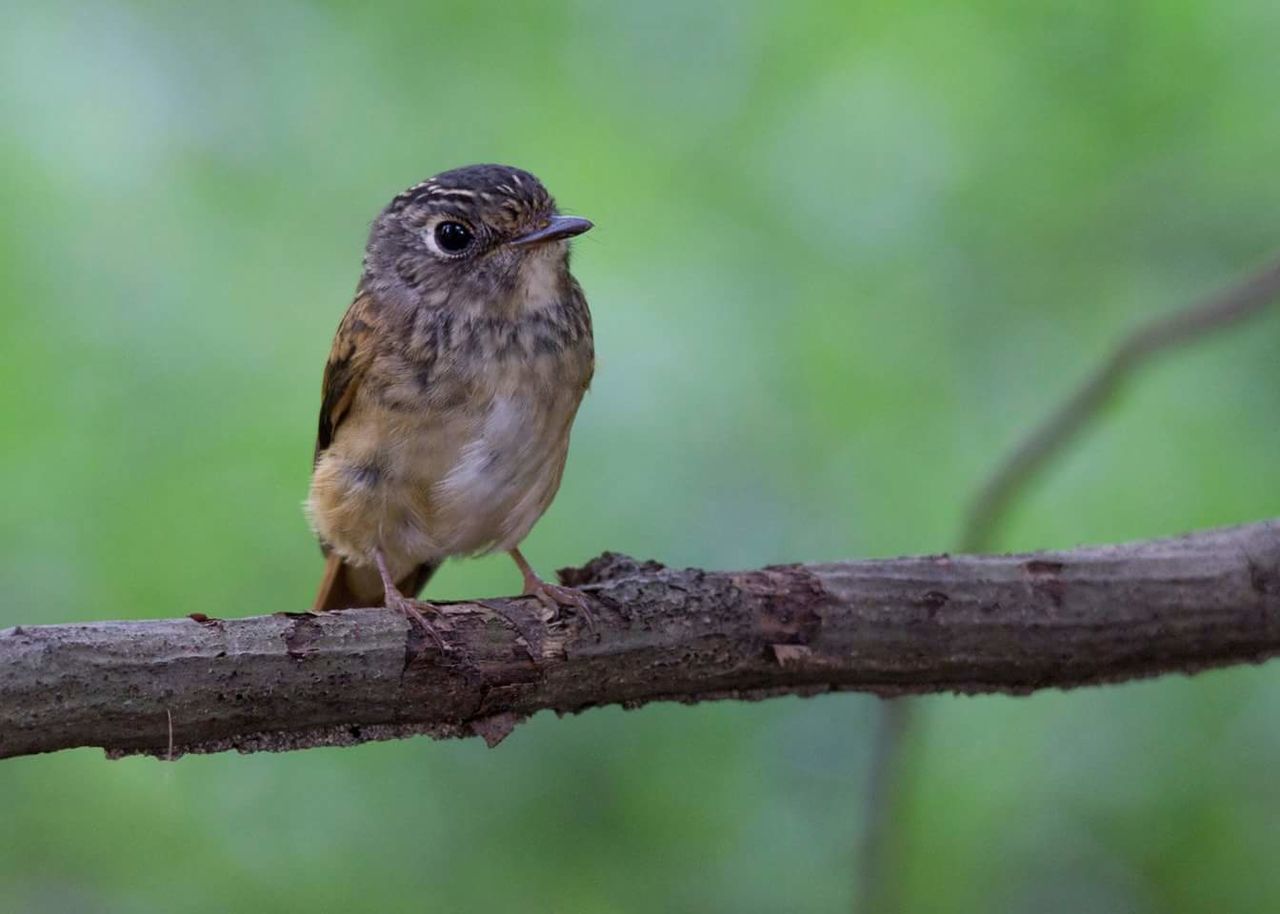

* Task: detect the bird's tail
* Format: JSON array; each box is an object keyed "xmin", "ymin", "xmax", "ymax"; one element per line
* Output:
[{"xmin": 312, "ymin": 554, "xmax": 439, "ymax": 611}]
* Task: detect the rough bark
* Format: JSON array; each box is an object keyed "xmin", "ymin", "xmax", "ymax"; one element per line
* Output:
[{"xmin": 2, "ymin": 519, "xmax": 1277, "ymax": 761}]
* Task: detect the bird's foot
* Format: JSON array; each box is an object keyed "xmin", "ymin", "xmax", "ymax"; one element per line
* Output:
[
  {"xmin": 373, "ymin": 549, "xmax": 453, "ymax": 653},
  {"xmin": 507, "ymin": 548, "xmax": 597, "ymax": 633},
  {"xmin": 521, "ymin": 576, "xmax": 596, "ymax": 631},
  {"xmin": 384, "ymin": 592, "xmax": 451, "ymax": 652}
]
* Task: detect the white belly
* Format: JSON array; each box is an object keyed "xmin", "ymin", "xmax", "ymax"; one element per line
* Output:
[{"xmin": 430, "ymin": 391, "xmax": 572, "ymax": 557}]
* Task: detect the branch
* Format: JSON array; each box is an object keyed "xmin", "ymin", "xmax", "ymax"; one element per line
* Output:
[{"xmin": 3, "ymin": 520, "xmax": 1277, "ymax": 761}]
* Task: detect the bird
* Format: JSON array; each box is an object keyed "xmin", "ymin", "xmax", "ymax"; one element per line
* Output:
[{"xmin": 306, "ymin": 164, "xmax": 595, "ymax": 641}]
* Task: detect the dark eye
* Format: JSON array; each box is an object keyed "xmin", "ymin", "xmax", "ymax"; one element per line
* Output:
[{"xmin": 433, "ymin": 221, "xmax": 473, "ymax": 254}]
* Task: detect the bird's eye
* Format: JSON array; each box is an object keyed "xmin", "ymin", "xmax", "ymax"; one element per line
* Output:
[{"xmin": 433, "ymin": 221, "xmax": 473, "ymax": 254}]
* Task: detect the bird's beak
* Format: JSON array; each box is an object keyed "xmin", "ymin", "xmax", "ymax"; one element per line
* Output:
[{"xmin": 509, "ymin": 215, "xmax": 594, "ymax": 247}]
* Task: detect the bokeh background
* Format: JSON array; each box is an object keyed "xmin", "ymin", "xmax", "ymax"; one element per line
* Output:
[{"xmin": 3, "ymin": 1, "xmax": 1280, "ymax": 911}]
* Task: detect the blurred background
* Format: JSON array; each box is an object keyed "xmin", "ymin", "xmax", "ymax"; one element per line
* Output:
[{"xmin": 3, "ymin": 0, "xmax": 1279, "ymax": 911}]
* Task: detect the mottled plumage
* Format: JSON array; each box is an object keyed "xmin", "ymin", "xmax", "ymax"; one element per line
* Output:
[{"xmin": 307, "ymin": 164, "xmax": 595, "ymax": 625}]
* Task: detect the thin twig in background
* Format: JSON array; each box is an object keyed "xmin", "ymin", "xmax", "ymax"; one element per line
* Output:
[
  {"xmin": 962, "ymin": 254, "xmax": 1280, "ymax": 552},
  {"xmin": 854, "ymin": 692, "xmax": 914, "ymax": 912},
  {"xmin": 854, "ymin": 252, "xmax": 1280, "ymax": 913}
]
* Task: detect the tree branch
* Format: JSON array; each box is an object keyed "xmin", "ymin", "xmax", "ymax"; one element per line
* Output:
[{"xmin": 3, "ymin": 520, "xmax": 1277, "ymax": 761}]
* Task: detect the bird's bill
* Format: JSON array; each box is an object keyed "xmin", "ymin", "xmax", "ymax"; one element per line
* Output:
[{"xmin": 509, "ymin": 215, "xmax": 594, "ymax": 247}]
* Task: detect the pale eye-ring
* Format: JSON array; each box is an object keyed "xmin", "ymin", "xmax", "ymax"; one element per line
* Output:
[{"xmin": 432, "ymin": 221, "xmax": 473, "ymax": 254}]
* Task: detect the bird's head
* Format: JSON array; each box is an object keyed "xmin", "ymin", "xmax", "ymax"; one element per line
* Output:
[{"xmin": 362, "ymin": 164, "xmax": 592, "ymax": 316}]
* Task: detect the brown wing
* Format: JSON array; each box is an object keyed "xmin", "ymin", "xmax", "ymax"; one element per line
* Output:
[
  {"xmin": 314, "ymin": 289, "xmax": 378, "ymax": 466},
  {"xmin": 310, "ymin": 289, "xmax": 439, "ymax": 609}
]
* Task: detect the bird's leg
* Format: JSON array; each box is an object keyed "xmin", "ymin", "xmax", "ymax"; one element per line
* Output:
[
  {"xmin": 374, "ymin": 550, "xmax": 448, "ymax": 652},
  {"xmin": 508, "ymin": 547, "xmax": 595, "ymax": 630}
]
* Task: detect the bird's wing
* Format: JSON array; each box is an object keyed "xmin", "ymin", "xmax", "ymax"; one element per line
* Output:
[
  {"xmin": 314, "ymin": 289, "xmax": 378, "ymax": 466},
  {"xmin": 310, "ymin": 290, "xmax": 440, "ymax": 608}
]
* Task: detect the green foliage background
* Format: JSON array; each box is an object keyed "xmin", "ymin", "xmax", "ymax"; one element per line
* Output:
[{"xmin": 3, "ymin": 1, "xmax": 1279, "ymax": 911}]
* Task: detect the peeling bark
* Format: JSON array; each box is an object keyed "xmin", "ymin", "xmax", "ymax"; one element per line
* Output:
[{"xmin": 1, "ymin": 520, "xmax": 1277, "ymax": 761}]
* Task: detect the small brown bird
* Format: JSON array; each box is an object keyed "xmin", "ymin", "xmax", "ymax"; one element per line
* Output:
[{"xmin": 307, "ymin": 164, "xmax": 595, "ymax": 636}]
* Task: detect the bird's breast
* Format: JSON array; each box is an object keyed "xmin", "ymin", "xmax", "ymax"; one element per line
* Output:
[
  {"xmin": 426, "ymin": 348, "xmax": 588, "ymax": 555},
  {"xmin": 309, "ymin": 294, "xmax": 592, "ymax": 567}
]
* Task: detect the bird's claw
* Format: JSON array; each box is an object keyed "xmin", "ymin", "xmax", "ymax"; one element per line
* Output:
[
  {"xmin": 385, "ymin": 593, "xmax": 450, "ymax": 652},
  {"xmin": 522, "ymin": 579, "xmax": 596, "ymax": 631}
]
